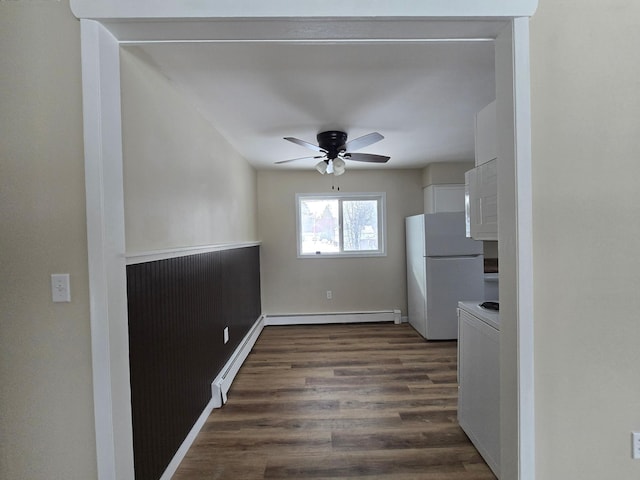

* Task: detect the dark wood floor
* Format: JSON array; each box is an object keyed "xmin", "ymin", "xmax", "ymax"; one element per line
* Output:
[{"xmin": 173, "ymin": 323, "xmax": 496, "ymax": 480}]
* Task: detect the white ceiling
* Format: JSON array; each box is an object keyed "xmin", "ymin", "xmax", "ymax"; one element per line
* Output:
[{"xmin": 128, "ymin": 40, "xmax": 495, "ymax": 171}]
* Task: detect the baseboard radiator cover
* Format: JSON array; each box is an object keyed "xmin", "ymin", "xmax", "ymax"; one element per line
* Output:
[
  {"xmin": 211, "ymin": 315, "xmax": 266, "ymax": 408},
  {"xmin": 265, "ymin": 309, "xmax": 402, "ymax": 326}
]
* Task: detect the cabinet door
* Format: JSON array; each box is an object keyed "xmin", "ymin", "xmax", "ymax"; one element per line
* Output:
[
  {"xmin": 477, "ymin": 159, "xmax": 498, "ymax": 239},
  {"xmin": 468, "ymin": 160, "xmax": 497, "ymax": 241},
  {"xmin": 475, "ymin": 100, "xmax": 497, "ymax": 166},
  {"xmin": 465, "ymin": 169, "xmax": 479, "ymax": 238},
  {"xmin": 434, "ymin": 185, "xmax": 465, "ymax": 212},
  {"xmin": 458, "ymin": 309, "xmax": 500, "ymax": 477},
  {"xmin": 424, "ymin": 184, "xmax": 466, "ymax": 214}
]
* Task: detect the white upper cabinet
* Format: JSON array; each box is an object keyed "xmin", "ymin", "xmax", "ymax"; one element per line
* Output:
[
  {"xmin": 466, "ymin": 159, "xmax": 498, "ymax": 240},
  {"xmin": 423, "ymin": 184, "xmax": 466, "ymax": 214},
  {"xmin": 474, "ymin": 159, "xmax": 498, "ymax": 240},
  {"xmin": 474, "ymin": 100, "xmax": 497, "ymax": 166},
  {"xmin": 465, "ymin": 169, "xmax": 477, "ymax": 237},
  {"xmin": 467, "ymin": 100, "xmax": 498, "ymax": 240}
]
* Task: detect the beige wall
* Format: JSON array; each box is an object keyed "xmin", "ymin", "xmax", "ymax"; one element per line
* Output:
[
  {"xmin": 121, "ymin": 48, "xmax": 258, "ymax": 252},
  {"xmin": 0, "ymin": 2, "xmax": 97, "ymax": 479},
  {"xmin": 421, "ymin": 160, "xmax": 475, "ymax": 187},
  {"xmin": 258, "ymin": 170, "xmax": 423, "ymax": 315},
  {"xmin": 531, "ymin": 1, "xmax": 640, "ymax": 478}
]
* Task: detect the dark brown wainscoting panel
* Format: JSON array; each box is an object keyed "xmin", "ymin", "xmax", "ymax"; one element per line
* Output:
[{"xmin": 127, "ymin": 246, "xmax": 261, "ymax": 480}]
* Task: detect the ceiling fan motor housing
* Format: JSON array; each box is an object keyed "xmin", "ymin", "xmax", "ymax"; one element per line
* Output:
[{"xmin": 317, "ymin": 131, "xmax": 348, "ymax": 160}]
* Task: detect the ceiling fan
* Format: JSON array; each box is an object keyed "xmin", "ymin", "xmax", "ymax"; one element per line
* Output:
[{"xmin": 275, "ymin": 130, "xmax": 390, "ymax": 175}]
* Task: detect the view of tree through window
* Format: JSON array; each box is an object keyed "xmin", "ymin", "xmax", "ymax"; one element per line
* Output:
[
  {"xmin": 343, "ymin": 200, "xmax": 378, "ymax": 251},
  {"xmin": 299, "ymin": 198, "xmax": 339, "ymax": 254},
  {"xmin": 297, "ymin": 194, "xmax": 384, "ymax": 256}
]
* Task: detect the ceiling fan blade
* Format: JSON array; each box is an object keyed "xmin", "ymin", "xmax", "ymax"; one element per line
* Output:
[
  {"xmin": 345, "ymin": 132, "xmax": 384, "ymax": 152},
  {"xmin": 345, "ymin": 152, "xmax": 390, "ymax": 163},
  {"xmin": 275, "ymin": 155, "xmax": 325, "ymax": 165},
  {"xmin": 284, "ymin": 137, "xmax": 327, "ymax": 153}
]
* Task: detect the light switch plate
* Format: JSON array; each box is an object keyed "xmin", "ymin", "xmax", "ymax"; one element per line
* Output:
[
  {"xmin": 633, "ymin": 432, "xmax": 640, "ymax": 459},
  {"xmin": 51, "ymin": 274, "xmax": 71, "ymax": 303}
]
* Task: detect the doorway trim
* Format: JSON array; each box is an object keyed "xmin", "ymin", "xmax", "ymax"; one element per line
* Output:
[{"xmin": 74, "ymin": 3, "xmax": 537, "ymax": 479}]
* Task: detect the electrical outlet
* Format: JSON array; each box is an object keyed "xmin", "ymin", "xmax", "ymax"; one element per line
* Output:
[
  {"xmin": 326, "ymin": 290, "xmax": 332, "ymax": 300},
  {"xmin": 632, "ymin": 432, "xmax": 640, "ymax": 459},
  {"xmin": 223, "ymin": 327, "xmax": 229, "ymax": 344},
  {"xmin": 51, "ymin": 274, "xmax": 71, "ymax": 303}
]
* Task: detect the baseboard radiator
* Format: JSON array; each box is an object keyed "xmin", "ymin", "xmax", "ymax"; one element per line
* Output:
[
  {"xmin": 264, "ymin": 309, "xmax": 402, "ymax": 326},
  {"xmin": 211, "ymin": 315, "xmax": 266, "ymax": 407}
]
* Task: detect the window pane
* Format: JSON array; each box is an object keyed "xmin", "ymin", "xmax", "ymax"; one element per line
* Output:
[
  {"xmin": 299, "ymin": 198, "xmax": 339, "ymax": 254},
  {"xmin": 342, "ymin": 200, "xmax": 378, "ymax": 251}
]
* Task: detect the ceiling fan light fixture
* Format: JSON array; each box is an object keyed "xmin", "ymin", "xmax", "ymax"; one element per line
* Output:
[
  {"xmin": 333, "ymin": 157, "xmax": 346, "ymax": 176},
  {"xmin": 315, "ymin": 160, "xmax": 328, "ymax": 174},
  {"xmin": 326, "ymin": 159, "xmax": 334, "ymax": 175},
  {"xmin": 279, "ymin": 130, "xmax": 389, "ymax": 173}
]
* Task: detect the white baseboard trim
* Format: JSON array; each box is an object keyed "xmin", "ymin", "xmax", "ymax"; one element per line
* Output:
[
  {"xmin": 211, "ymin": 315, "xmax": 265, "ymax": 407},
  {"xmin": 265, "ymin": 309, "xmax": 402, "ymax": 326},
  {"xmin": 159, "ymin": 397, "xmax": 215, "ymax": 480}
]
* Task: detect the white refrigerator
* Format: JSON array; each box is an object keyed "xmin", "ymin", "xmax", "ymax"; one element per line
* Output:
[{"xmin": 405, "ymin": 212, "xmax": 484, "ymax": 340}]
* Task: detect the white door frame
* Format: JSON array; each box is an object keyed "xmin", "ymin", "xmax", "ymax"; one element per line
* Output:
[{"xmin": 74, "ymin": 2, "xmax": 537, "ymax": 479}]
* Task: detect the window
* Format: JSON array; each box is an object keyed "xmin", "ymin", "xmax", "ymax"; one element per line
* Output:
[{"xmin": 296, "ymin": 192, "xmax": 386, "ymax": 257}]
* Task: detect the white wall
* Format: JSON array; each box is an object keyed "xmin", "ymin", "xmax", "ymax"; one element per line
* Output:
[
  {"xmin": 531, "ymin": 1, "xmax": 640, "ymax": 478},
  {"xmin": 258, "ymin": 170, "xmax": 423, "ymax": 315},
  {"xmin": 421, "ymin": 160, "xmax": 474, "ymax": 187},
  {"xmin": 120, "ymin": 48, "xmax": 258, "ymax": 252},
  {"xmin": 0, "ymin": 2, "xmax": 97, "ymax": 479}
]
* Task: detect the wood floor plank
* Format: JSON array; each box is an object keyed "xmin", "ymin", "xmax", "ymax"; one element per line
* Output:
[
  {"xmin": 201, "ymin": 415, "xmax": 405, "ymax": 433},
  {"xmin": 331, "ymin": 425, "xmax": 471, "ymax": 451},
  {"xmin": 263, "ymin": 447, "xmax": 483, "ymax": 478},
  {"xmin": 173, "ymin": 323, "xmax": 496, "ymax": 480},
  {"xmin": 229, "ymin": 384, "xmax": 412, "ymax": 399}
]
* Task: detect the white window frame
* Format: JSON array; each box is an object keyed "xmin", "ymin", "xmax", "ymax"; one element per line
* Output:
[{"xmin": 295, "ymin": 192, "xmax": 387, "ymax": 258}]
